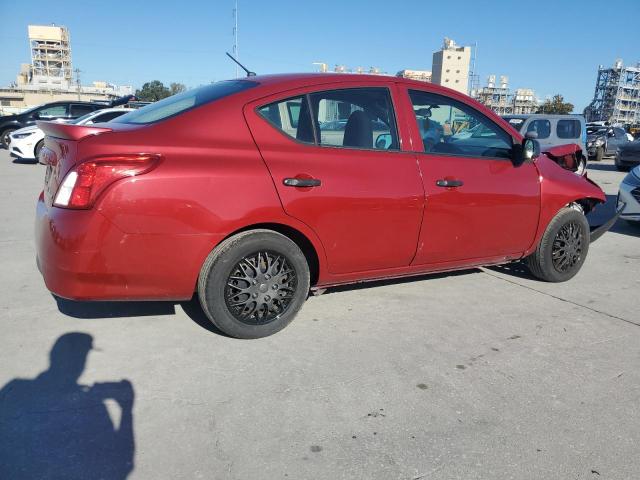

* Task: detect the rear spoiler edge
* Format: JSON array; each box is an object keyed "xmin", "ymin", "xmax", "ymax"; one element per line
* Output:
[{"xmin": 37, "ymin": 121, "xmax": 113, "ymax": 141}]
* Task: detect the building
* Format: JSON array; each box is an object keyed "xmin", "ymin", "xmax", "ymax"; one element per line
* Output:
[
  {"xmin": 27, "ymin": 25, "xmax": 73, "ymax": 89},
  {"xmin": 396, "ymin": 69, "xmax": 431, "ymax": 83},
  {"xmin": 585, "ymin": 59, "xmax": 640, "ymax": 126},
  {"xmin": 0, "ymin": 24, "xmax": 133, "ymax": 114},
  {"xmin": 431, "ymin": 38, "xmax": 471, "ymax": 94},
  {"xmin": 473, "ymin": 76, "xmax": 538, "ymax": 115},
  {"xmin": 512, "ymin": 88, "xmax": 537, "ymax": 114},
  {"xmin": 474, "ymin": 75, "xmax": 513, "ymax": 114}
]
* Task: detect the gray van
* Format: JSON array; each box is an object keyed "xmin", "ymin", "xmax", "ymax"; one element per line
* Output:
[{"xmin": 502, "ymin": 114, "xmax": 587, "ymax": 155}]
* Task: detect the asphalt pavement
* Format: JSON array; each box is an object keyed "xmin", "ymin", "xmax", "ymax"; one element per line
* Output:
[{"xmin": 0, "ymin": 150, "xmax": 639, "ymax": 479}]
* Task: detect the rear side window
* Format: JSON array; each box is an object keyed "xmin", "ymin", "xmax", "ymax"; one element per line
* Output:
[
  {"xmin": 117, "ymin": 80, "xmax": 257, "ymax": 124},
  {"xmin": 257, "ymin": 87, "xmax": 400, "ymax": 151},
  {"xmin": 70, "ymin": 104, "xmax": 96, "ymax": 117},
  {"xmin": 309, "ymin": 88, "xmax": 399, "ymax": 150},
  {"xmin": 526, "ymin": 120, "xmax": 551, "ymax": 139},
  {"xmin": 257, "ymin": 96, "xmax": 315, "ymax": 143},
  {"xmin": 557, "ymin": 119, "xmax": 581, "ymax": 139}
]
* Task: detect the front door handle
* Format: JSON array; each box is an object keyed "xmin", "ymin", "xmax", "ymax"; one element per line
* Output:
[
  {"xmin": 436, "ymin": 179, "xmax": 463, "ymax": 188},
  {"xmin": 283, "ymin": 177, "xmax": 321, "ymax": 187}
]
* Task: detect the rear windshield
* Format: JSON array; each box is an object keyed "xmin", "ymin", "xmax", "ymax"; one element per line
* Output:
[{"xmin": 115, "ymin": 80, "xmax": 257, "ymax": 124}]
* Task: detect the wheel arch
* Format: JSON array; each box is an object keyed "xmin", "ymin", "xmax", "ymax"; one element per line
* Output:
[
  {"xmin": 525, "ymin": 195, "xmax": 604, "ymax": 256},
  {"xmin": 225, "ymin": 222, "xmax": 323, "ymax": 286}
]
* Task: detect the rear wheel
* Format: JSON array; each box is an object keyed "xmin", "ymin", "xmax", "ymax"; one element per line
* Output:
[
  {"xmin": 1, "ymin": 128, "xmax": 16, "ymax": 149},
  {"xmin": 525, "ymin": 207, "xmax": 590, "ymax": 282},
  {"xmin": 198, "ymin": 230, "xmax": 310, "ymax": 339}
]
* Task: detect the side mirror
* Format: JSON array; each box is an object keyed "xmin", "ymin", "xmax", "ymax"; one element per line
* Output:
[
  {"xmin": 513, "ymin": 136, "xmax": 540, "ymax": 166},
  {"xmin": 375, "ymin": 133, "xmax": 392, "ymax": 149}
]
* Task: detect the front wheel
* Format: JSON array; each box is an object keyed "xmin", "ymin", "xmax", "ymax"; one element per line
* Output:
[
  {"xmin": 198, "ymin": 230, "xmax": 310, "ymax": 339},
  {"xmin": 525, "ymin": 207, "xmax": 590, "ymax": 282},
  {"xmin": 594, "ymin": 146, "xmax": 604, "ymax": 162},
  {"xmin": 34, "ymin": 140, "xmax": 44, "ymax": 160},
  {"xmin": 1, "ymin": 128, "xmax": 16, "ymax": 149}
]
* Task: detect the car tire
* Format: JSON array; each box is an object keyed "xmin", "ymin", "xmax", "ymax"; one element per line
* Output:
[
  {"xmin": 1, "ymin": 128, "xmax": 17, "ymax": 149},
  {"xmin": 525, "ymin": 207, "xmax": 590, "ymax": 283},
  {"xmin": 34, "ymin": 140, "xmax": 44, "ymax": 160},
  {"xmin": 595, "ymin": 146, "xmax": 603, "ymax": 162},
  {"xmin": 198, "ymin": 229, "xmax": 310, "ymax": 339},
  {"xmin": 614, "ymin": 159, "xmax": 630, "ymax": 172}
]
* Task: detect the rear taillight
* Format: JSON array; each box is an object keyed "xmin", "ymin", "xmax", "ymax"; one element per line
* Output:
[{"xmin": 54, "ymin": 154, "xmax": 161, "ymax": 209}]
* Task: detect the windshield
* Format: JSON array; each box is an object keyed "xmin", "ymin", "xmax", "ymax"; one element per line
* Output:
[
  {"xmin": 115, "ymin": 80, "xmax": 258, "ymax": 125},
  {"xmin": 502, "ymin": 116, "xmax": 525, "ymax": 131},
  {"xmin": 587, "ymin": 126, "xmax": 607, "ymax": 135}
]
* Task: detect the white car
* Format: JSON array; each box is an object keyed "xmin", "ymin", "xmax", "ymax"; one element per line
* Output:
[
  {"xmin": 8, "ymin": 108, "xmax": 129, "ymax": 161},
  {"xmin": 618, "ymin": 165, "xmax": 640, "ymax": 223}
]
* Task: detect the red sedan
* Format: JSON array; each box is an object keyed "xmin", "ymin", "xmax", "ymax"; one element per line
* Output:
[{"xmin": 35, "ymin": 74, "xmax": 611, "ymax": 338}]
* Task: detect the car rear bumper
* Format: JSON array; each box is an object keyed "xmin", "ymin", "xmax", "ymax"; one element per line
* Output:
[{"xmin": 35, "ymin": 195, "xmax": 221, "ymax": 301}]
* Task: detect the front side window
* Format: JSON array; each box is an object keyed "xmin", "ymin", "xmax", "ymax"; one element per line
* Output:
[
  {"xmin": 257, "ymin": 96, "xmax": 315, "ymax": 143},
  {"xmin": 556, "ymin": 119, "xmax": 580, "ymax": 139},
  {"xmin": 526, "ymin": 120, "xmax": 551, "ymax": 139},
  {"xmin": 408, "ymin": 89, "xmax": 512, "ymax": 159},
  {"xmin": 309, "ymin": 87, "xmax": 399, "ymax": 150},
  {"xmin": 37, "ymin": 105, "xmax": 67, "ymax": 118}
]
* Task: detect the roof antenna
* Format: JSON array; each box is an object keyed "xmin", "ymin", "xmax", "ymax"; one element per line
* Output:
[{"xmin": 226, "ymin": 52, "xmax": 256, "ymax": 77}]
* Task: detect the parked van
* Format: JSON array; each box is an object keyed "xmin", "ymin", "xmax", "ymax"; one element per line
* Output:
[{"xmin": 502, "ymin": 114, "xmax": 587, "ymax": 156}]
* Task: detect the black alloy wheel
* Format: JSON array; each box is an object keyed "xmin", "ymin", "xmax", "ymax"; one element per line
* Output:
[
  {"xmin": 551, "ymin": 221, "xmax": 584, "ymax": 273},
  {"xmin": 525, "ymin": 207, "xmax": 590, "ymax": 282},
  {"xmin": 225, "ymin": 250, "xmax": 297, "ymax": 325},
  {"xmin": 198, "ymin": 229, "xmax": 310, "ymax": 338}
]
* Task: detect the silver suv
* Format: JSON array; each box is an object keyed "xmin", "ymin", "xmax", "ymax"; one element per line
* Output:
[{"xmin": 502, "ymin": 114, "xmax": 587, "ymax": 155}]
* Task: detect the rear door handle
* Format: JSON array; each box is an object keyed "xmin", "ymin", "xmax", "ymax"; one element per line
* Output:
[
  {"xmin": 283, "ymin": 178, "xmax": 321, "ymax": 187},
  {"xmin": 436, "ymin": 179, "xmax": 463, "ymax": 188}
]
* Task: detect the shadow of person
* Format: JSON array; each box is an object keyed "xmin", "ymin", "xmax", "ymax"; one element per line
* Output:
[{"xmin": 0, "ymin": 332, "xmax": 135, "ymax": 479}]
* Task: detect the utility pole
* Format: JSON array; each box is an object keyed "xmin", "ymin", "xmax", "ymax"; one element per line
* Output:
[
  {"xmin": 232, "ymin": 0, "xmax": 239, "ymax": 78},
  {"xmin": 74, "ymin": 68, "xmax": 81, "ymax": 100}
]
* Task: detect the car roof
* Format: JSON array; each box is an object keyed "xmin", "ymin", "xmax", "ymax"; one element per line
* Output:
[{"xmin": 247, "ymin": 72, "xmax": 471, "ymax": 98}]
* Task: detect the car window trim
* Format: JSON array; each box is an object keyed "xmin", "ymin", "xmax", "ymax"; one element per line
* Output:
[{"xmin": 406, "ymin": 88, "xmax": 515, "ymax": 161}]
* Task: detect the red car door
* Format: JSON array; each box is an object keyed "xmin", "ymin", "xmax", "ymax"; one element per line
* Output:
[
  {"xmin": 398, "ymin": 86, "xmax": 540, "ymax": 266},
  {"xmin": 245, "ymin": 83, "xmax": 424, "ymax": 275}
]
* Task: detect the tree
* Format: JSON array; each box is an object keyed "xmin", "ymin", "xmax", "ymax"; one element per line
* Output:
[
  {"xmin": 536, "ymin": 94, "xmax": 574, "ymax": 115},
  {"xmin": 135, "ymin": 80, "xmax": 171, "ymax": 102},
  {"xmin": 169, "ymin": 82, "xmax": 186, "ymax": 95}
]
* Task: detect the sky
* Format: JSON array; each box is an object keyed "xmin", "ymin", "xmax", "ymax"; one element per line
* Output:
[{"xmin": 1, "ymin": 0, "xmax": 639, "ymax": 112}]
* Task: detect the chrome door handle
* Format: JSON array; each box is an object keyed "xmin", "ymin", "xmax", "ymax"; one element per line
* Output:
[
  {"xmin": 283, "ymin": 178, "xmax": 321, "ymax": 187},
  {"xmin": 435, "ymin": 179, "xmax": 463, "ymax": 188}
]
